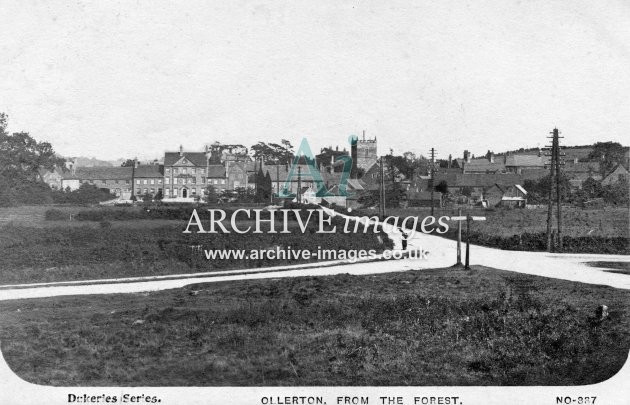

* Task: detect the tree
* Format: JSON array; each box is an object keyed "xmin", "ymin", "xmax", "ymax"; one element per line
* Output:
[
  {"xmin": 264, "ymin": 171, "xmax": 273, "ymax": 201},
  {"xmin": 255, "ymin": 167, "xmax": 266, "ymax": 202},
  {"xmin": 387, "ymin": 155, "xmax": 415, "ymax": 180},
  {"xmin": 250, "ymin": 141, "xmax": 295, "ymax": 165},
  {"xmin": 121, "ymin": 159, "xmax": 136, "ymax": 167},
  {"xmin": 581, "ymin": 177, "xmax": 603, "ymax": 198},
  {"xmin": 205, "ymin": 185, "xmax": 218, "ymax": 203},
  {"xmin": 435, "ymin": 180, "xmax": 449, "ymax": 194},
  {"xmin": 523, "ymin": 173, "xmax": 571, "ymax": 204},
  {"xmin": 0, "ymin": 114, "xmax": 65, "ymax": 182},
  {"xmin": 602, "ymin": 180, "xmax": 629, "ymax": 206},
  {"xmin": 0, "ymin": 113, "xmax": 66, "ymax": 206},
  {"xmin": 588, "ymin": 142, "xmax": 626, "ymax": 176},
  {"xmin": 51, "ymin": 183, "xmax": 117, "ymax": 205}
]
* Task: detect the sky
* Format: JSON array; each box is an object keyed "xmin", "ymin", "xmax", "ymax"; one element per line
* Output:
[{"xmin": 1, "ymin": 0, "xmax": 629, "ymax": 161}]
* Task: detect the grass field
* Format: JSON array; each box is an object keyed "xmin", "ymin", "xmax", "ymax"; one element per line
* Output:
[
  {"xmin": 0, "ymin": 206, "xmax": 392, "ymax": 285},
  {"xmin": 1, "ymin": 267, "xmax": 628, "ymax": 386}
]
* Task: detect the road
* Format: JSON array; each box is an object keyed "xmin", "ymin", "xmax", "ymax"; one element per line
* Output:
[{"xmin": 0, "ymin": 208, "xmax": 629, "ymax": 301}]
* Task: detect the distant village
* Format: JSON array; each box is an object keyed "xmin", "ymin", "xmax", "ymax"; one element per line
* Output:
[{"xmin": 38, "ymin": 134, "xmax": 630, "ymax": 209}]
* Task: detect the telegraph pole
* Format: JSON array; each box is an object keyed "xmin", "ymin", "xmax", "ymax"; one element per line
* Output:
[
  {"xmin": 130, "ymin": 157, "xmax": 137, "ymax": 201},
  {"xmin": 276, "ymin": 164, "xmax": 280, "ymax": 202},
  {"xmin": 297, "ymin": 165, "xmax": 302, "ymax": 204},
  {"xmin": 545, "ymin": 128, "xmax": 564, "ymax": 252},
  {"xmin": 429, "ymin": 148, "xmax": 436, "ymax": 217},
  {"xmin": 545, "ymin": 135, "xmax": 555, "ymax": 252},
  {"xmin": 554, "ymin": 128, "xmax": 564, "ymax": 251},
  {"xmin": 379, "ymin": 156, "xmax": 386, "ymax": 217}
]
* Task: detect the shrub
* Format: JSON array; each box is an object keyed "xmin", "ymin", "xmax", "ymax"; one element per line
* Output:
[{"xmin": 44, "ymin": 209, "xmax": 68, "ymax": 221}]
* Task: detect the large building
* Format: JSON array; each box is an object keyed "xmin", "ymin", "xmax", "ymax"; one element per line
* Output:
[{"xmin": 163, "ymin": 146, "xmax": 213, "ymax": 199}]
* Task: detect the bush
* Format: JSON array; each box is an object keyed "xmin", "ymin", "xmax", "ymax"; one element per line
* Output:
[
  {"xmin": 440, "ymin": 229, "xmax": 629, "ymax": 254},
  {"xmin": 44, "ymin": 209, "xmax": 68, "ymax": 221}
]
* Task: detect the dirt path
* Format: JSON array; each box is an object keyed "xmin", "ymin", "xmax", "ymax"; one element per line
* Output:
[{"xmin": 1, "ymin": 208, "xmax": 629, "ymax": 301}]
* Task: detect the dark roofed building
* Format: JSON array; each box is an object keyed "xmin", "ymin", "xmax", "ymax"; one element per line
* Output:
[
  {"xmin": 163, "ymin": 146, "xmax": 211, "ymax": 200},
  {"xmin": 133, "ymin": 164, "xmax": 164, "ymax": 198},
  {"xmin": 504, "ymin": 155, "xmax": 547, "ymax": 173}
]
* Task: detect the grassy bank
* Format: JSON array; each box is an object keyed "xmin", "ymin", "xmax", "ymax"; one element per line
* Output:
[
  {"xmin": 0, "ymin": 218, "xmax": 392, "ymax": 284},
  {"xmin": 1, "ymin": 267, "xmax": 628, "ymax": 386}
]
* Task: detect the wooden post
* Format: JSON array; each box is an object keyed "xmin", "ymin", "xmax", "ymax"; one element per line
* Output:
[
  {"xmin": 465, "ymin": 215, "xmax": 471, "ymax": 269},
  {"xmin": 449, "ymin": 215, "xmax": 485, "ymax": 269},
  {"xmin": 456, "ymin": 208, "xmax": 462, "ymax": 266}
]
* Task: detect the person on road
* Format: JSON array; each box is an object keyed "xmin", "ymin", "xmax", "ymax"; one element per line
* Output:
[{"xmin": 400, "ymin": 228, "xmax": 408, "ymax": 251}]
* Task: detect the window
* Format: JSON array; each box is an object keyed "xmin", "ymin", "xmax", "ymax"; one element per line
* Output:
[
  {"xmin": 172, "ymin": 168, "xmax": 177, "ymax": 175},
  {"xmin": 143, "ymin": 179, "xmax": 148, "ymax": 185},
  {"xmin": 150, "ymin": 188, "xmax": 155, "ymax": 194},
  {"xmin": 201, "ymin": 177, "xmax": 206, "ymax": 183},
  {"xmin": 126, "ymin": 180, "xmax": 130, "ymax": 184},
  {"xmin": 182, "ymin": 168, "xmax": 187, "ymax": 174},
  {"xmin": 165, "ymin": 178, "xmax": 170, "ymax": 184},
  {"xmin": 143, "ymin": 188, "xmax": 148, "ymax": 194},
  {"xmin": 221, "ymin": 179, "xmax": 225, "ymax": 184},
  {"xmin": 192, "ymin": 168, "xmax": 196, "ymax": 174},
  {"xmin": 200, "ymin": 168, "xmax": 205, "ymax": 175},
  {"xmin": 136, "ymin": 179, "xmax": 140, "ymax": 184},
  {"xmin": 150, "ymin": 179, "xmax": 155, "ymax": 185},
  {"xmin": 213, "ymin": 179, "xmax": 218, "ymax": 185},
  {"xmin": 165, "ymin": 168, "xmax": 170, "ymax": 175},
  {"xmin": 157, "ymin": 179, "xmax": 162, "ymax": 184},
  {"xmin": 192, "ymin": 178, "xmax": 196, "ymax": 184},
  {"xmin": 136, "ymin": 188, "xmax": 141, "ymax": 194}
]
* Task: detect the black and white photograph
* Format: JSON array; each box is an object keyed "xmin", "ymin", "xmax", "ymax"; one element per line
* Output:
[{"xmin": 0, "ymin": 1, "xmax": 629, "ymax": 404}]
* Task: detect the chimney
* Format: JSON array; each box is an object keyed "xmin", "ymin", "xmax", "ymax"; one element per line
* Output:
[
  {"xmin": 574, "ymin": 156, "xmax": 578, "ymax": 164},
  {"xmin": 179, "ymin": 145, "xmax": 183, "ymax": 156},
  {"xmin": 537, "ymin": 147, "xmax": 542, "ymax": 157},
  {"xmin": 490, "ymin": 153, "xmax": 494, "ymax": 163},
  {"xmin": 463, "ymin": 150, "xmax": 470, "ymax": 163},
  {"xmin": 448, "ymin": 154, "xmax": 452, "ymax": 168}
]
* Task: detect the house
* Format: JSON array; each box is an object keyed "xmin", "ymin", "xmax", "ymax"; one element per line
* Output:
[
  {"xmin": 601, "ymin": 165, "xmax": 629, "ymax": 186},
  {"xmin": 504, "ymin": 155, "xmax": 547, "ymax": 174},
  {"xmin": 499, "ymin": 184, "xmax": 528, "ymax": 208},
  {"xmin": 403, "ymin": 190, "xmax": 443, "ymax": 208},
  {"xmin": 62, "ymin": 167, "xmax": 133, "ymax": 197},
  {"xmin": 205, "ymin": 165, "xmax": 228, "ymax": 190},
  {"xmin": 461, "ymin": 151, "xmax": 506, "ymax": 174},
  {"xmin": 38, "ymin": 167, "xmax": 65, "ymax": 190},
  {"xmin": 163, "ymin": 146, "xmax": 210, "ymax": 200},
  {"xmin": 133, "ymin": 164, "xmax": 164, "ymax": 198}
]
